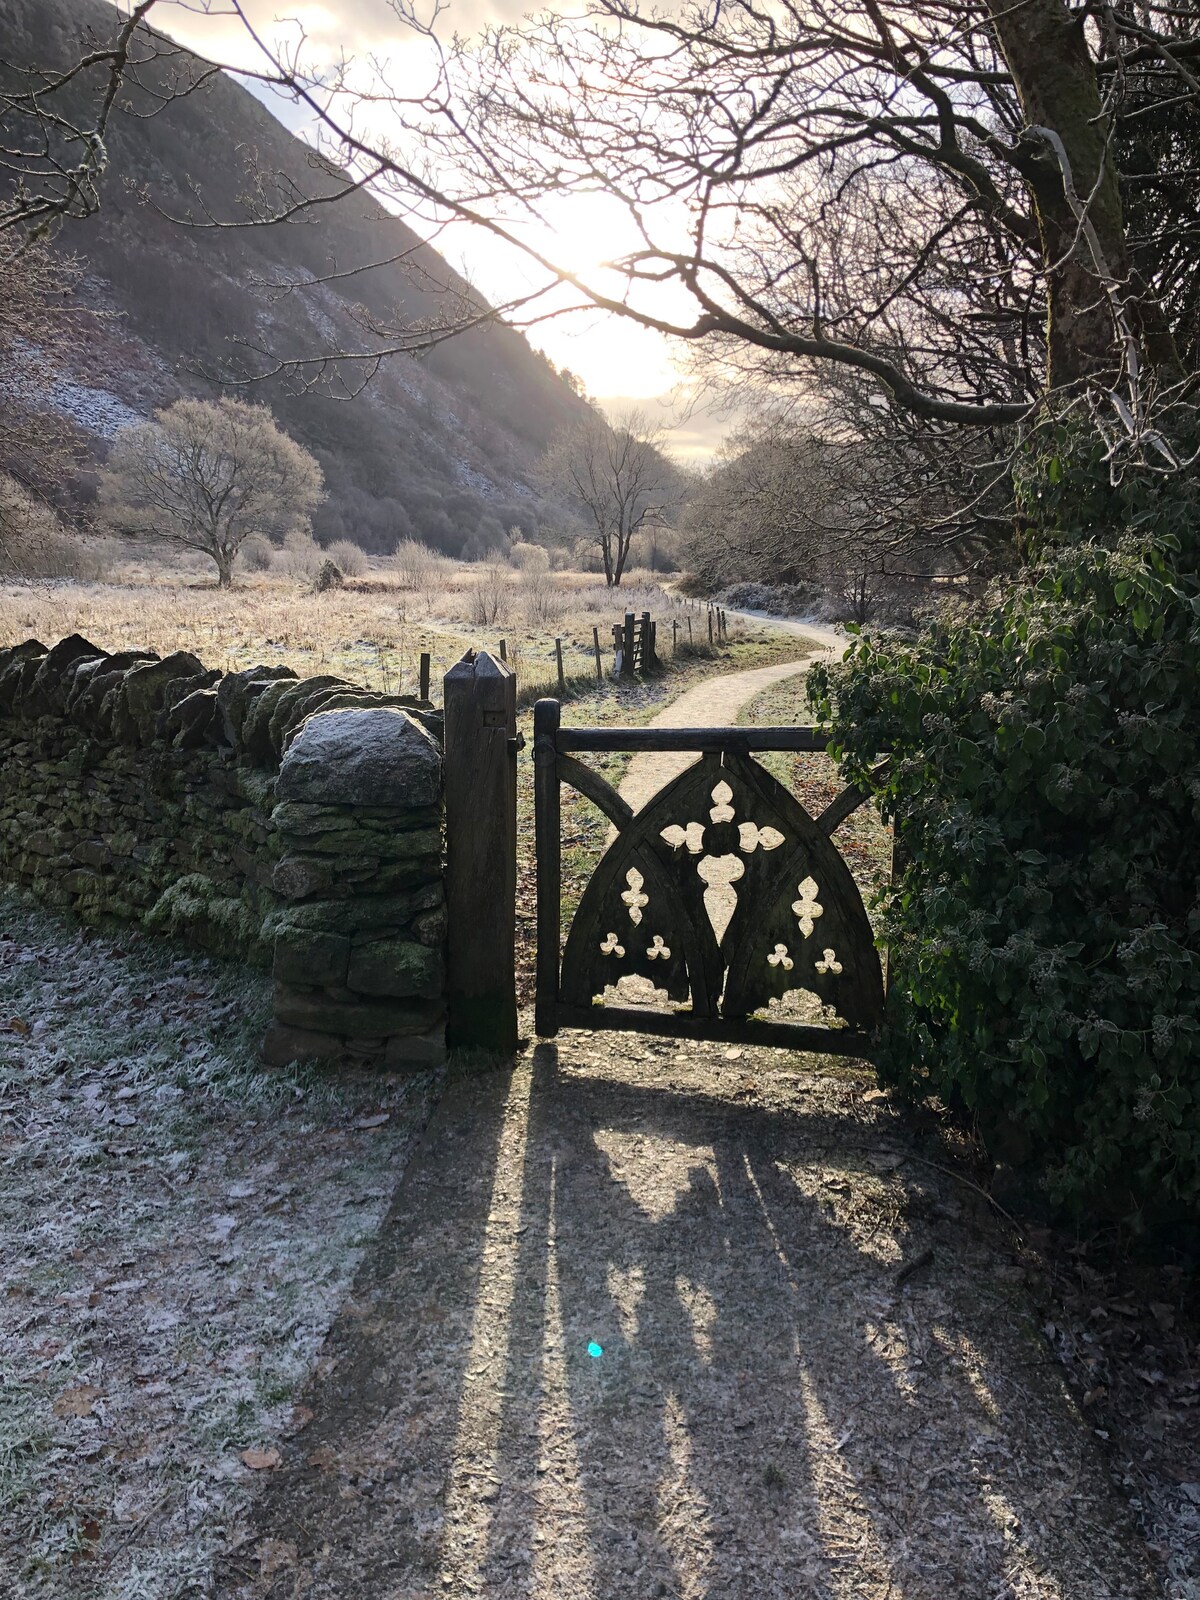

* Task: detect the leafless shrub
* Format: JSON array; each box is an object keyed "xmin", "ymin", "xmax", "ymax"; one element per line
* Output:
[
  {"xmin": 392, "ymin": 538, "xmax": 442, "ymax": 592},
  {"xmin": 327, "ymin": 539, "xmax": 368, "ymax": 578},
  {"xmin": 0, "ymin": 471, "xmax": 116, "ymax": 581},
  {"xmin": 237, "ymin": 533, "xmax": 275, "ymax": 572},
  {"xmin": 468, "ymin": 560, "xmax": 510, "ymax": 626},
  {"xmin": 509, "ymin": 541, "xmax": 550, "ymax": 573},
  {"xmin": 520, "ymin": 568, "xmax": 564, "ymax": 625},
  {"xmin": 278, "ymin": 528, "xmax": 323, "ymax": 578}
]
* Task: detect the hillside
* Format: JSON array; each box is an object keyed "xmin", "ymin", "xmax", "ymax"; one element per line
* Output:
[{"xmin": 2, "ymin": 0, "xmax": 593, "ymax": 555}]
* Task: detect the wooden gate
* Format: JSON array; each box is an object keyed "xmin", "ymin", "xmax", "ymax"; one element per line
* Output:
[{"xmin": 533, "ymin": 699, "xmax": 886, "ymax": 1055}]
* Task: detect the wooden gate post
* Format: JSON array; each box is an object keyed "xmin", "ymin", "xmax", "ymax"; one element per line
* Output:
[
  {"xmin": 443, "ymin": 650, "xmax": 518, "ymax": 1052},
  {"xmin": 623, "ymin": 612, "xmax": 636, "ymax": 677},
  {"xmin": 533, "ymin": 697, "xmax": 561, "ymax": 1037}
]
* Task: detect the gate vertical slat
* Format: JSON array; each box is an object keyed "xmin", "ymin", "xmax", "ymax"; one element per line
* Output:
[{"xmin": 533, "ymin": 697, "xmax": 562, "ymax": 1037}]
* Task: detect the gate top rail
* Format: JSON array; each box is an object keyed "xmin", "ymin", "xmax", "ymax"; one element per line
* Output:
[{"xmin": 555, "ymin": 723, "xmax": 835, "ymax": 754}]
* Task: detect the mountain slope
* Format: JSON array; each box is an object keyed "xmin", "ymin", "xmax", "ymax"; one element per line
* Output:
[{"xmin": 2, "ymin": 0, "xmax": 593, "ymax": 554}]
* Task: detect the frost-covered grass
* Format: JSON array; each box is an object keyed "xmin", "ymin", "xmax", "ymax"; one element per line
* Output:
[
  {"xmin": 0, "ymin": 894, "xmax": 437, "ymax": 1596},
  {"xmin": 0, "ymin": 559, "xmax": 761, "ymax": 707}
]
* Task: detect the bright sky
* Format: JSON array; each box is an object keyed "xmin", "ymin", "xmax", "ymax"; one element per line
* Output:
[{"xmin": 153, "ymin": 0, "xmax": 727, "ymax": 459}]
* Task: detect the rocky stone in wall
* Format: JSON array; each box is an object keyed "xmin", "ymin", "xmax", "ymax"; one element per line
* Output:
[{"xmin": 277, "ymin": 708, "xmax": 442, "ymax": 807}]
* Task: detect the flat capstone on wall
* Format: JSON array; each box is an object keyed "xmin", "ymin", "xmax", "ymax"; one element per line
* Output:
[{"xmin": 0, "ymin": 634, "xmax": 447, "ymax": 1069}]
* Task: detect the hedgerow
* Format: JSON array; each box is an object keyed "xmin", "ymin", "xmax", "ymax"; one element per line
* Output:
[{"xmin": 808, "ymin": 430, "xmax": 1200, "ymax": 1225}]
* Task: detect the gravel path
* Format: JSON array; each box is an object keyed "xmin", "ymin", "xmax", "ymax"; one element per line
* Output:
[
  {"xmin": 617, "ymin": 621, "xmax": 843, "ymax": 815},
  {"xmin": 226, "ymin": 1041, "xmax": 1157, "ymax": 1600}
]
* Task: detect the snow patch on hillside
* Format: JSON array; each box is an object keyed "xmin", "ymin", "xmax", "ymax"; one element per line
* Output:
[
  {"xmin": 452, "ymin": 460, "xmax": 498, "ymax": 497},
  {"xmin": 2, "ymin": 341, "xmax": 145, "ymax": 438}
]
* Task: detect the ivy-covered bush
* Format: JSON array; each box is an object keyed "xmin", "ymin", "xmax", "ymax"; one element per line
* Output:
[{"xmin": 808, "ymin": 433, "xmax": 1200, "ymax": 1225}]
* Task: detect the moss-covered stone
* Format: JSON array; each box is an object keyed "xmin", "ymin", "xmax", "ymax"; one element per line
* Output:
[
  {"xmin": 347, "ymin": 936, "xmax": 443, "ymax": 999},
  {"xmin": 272, "ymin": 927, "xmax": 351, "ymax": 986}
]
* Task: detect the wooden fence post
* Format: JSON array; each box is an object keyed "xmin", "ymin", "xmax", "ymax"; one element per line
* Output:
[
  {"xmin": 641, "ymin": 611, "xmax": 652, "ymax": 670},
  {"xmin": 499, "ymin": 638, "xmax": 507, "ymax": 663},
  {"xmin": 708, "ymin": 607, "xmax": 715, "ymax": 645},
  {"xmin": 555, "ymin": 636, "xmax": 566, "ymax": 695},
  {"xmin": 443, "ymin": 650, "xmax": 518, "ymax": 1052},
  {"xmin": 623, "ymin": 612, "xmax": 636, "ymax": 677},
  {"xmin": 592, "ymin": 625, "xmax": 602, "ymax": 680},
  {"xmin": 672, "ymin": 619, "xmax": 678, "ymax": 653},
  {"xmin": 419, "ymin": 651, "xmax": 431, "ymax": 702}
]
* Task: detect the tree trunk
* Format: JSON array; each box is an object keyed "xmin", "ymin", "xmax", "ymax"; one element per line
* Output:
[
  {"xmin": 215, "ymin": 554, "xmax": 233, "ymax": 588},
  {"xmin": 986, "ymin": 0, "xmax": 1130, "ymax": 390}
]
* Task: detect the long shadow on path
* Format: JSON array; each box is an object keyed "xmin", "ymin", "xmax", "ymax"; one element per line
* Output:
[{"xmin": 225, "ymin": 1041, "xmax": 1157, "ymax": 1600}]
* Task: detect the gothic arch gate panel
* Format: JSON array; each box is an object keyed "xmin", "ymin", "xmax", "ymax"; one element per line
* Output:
[{"xmin": 532, "ymin": 699, "xmax": 887, "ymax": 1056}]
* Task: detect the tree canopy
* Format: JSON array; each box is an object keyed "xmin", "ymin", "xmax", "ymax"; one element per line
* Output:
[{"xmin": 99, "ymin": 397, "xmax": 324, "ymax": 586}]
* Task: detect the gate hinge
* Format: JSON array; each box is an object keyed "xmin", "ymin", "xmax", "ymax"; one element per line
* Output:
[{"xmin": 532, "ymin": 733, "xmax": 557, "ymax": 767}]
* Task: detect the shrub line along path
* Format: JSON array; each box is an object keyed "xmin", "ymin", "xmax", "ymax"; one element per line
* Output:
[{"xmin": 221, "ymin": 632, "xmax": 1156, "ymax": 1599}]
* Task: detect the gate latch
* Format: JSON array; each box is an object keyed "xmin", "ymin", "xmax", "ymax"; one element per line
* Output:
[{"xmin": 509, "ymin": 731, "xmax": 527, "ymax": 756}]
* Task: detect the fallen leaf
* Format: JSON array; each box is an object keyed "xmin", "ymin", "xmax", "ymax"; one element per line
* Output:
[
  {"xmin": 353, "ymin": 1112, "xmax": 390, "ymax": 1130},
  {"xmin": 722, "ymin": 1048, "xmax": 744, "ymax": 1061},
  {"xmin": 287, "ymin": 1405, "xmax": 315, "ymax": 1435},
  {"xmin": 8, "ymin": 1017, "xmax": 31, "ymax": 1036},
  {"xmin": 241, "ymin": 1447, "xmax": 281, "ymax": 1471},
  {"xmin": 307, "ymin": 1444, "xmax": 336, "ymax": 1469},
  {"xmin": 53, "ymin": 1385, "xmax": 102, "ymax": 1418},
  {"xmin": 862, "ymin": 1088, "xmax": 889, "ymax": 1102}
]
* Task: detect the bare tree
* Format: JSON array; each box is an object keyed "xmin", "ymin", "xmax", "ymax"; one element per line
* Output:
[
  {"xmin": 684, "ymin": 417, "xmax": 956, "ymax": 618},
  {"xmin": 542, "ymin": 409, "xmax": 678, "ymax": 587},
  {"xmin": 99, "ymin": 397, "xmax": 324, "ymax": 587}
]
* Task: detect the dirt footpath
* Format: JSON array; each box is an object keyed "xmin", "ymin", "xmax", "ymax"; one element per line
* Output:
[
  {"xmin": 224, "ymin": 1035, "xmax": 1156, "ymax": 1600},
  {"xmin": 617, "ymin": 627, "xmax": 841, "ymax": 815}
]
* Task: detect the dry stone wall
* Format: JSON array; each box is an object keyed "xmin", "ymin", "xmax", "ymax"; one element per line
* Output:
[{"xmin": 0, "ymin": 634, "xmax": 446, "ymax": 1069}]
